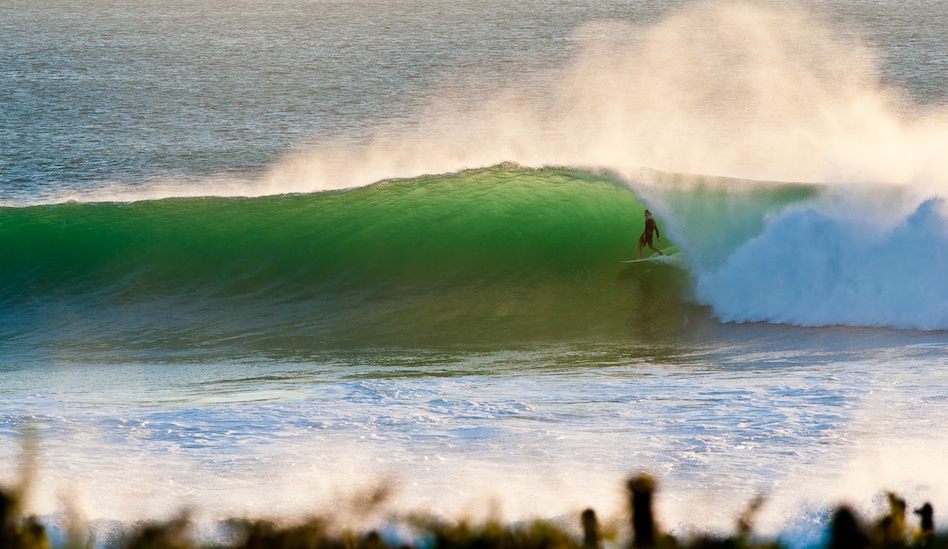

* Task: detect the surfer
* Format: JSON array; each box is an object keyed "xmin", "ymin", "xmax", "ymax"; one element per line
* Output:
[{"xmin": 637, "ymin": 209, "xmax": 663, "ymax": 259}]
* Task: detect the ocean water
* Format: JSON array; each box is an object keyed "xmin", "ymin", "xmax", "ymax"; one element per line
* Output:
[{"xmin": 2, "ymin": 0, "xmax": 948, "ymax": 546}]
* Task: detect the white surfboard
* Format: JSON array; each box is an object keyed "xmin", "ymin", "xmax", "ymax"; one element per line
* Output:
[
  {"xmin": 620, "ymin": 249, "xmax": 681, "ymax": 264},
  {"xmin": 620, "ymin": 256, "xmax": 663, "ymax": 263}
]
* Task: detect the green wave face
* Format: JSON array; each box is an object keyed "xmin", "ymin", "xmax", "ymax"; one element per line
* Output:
[{"xmin": 1, "ymin": 165, "xmax": 694, "ymax": 352}]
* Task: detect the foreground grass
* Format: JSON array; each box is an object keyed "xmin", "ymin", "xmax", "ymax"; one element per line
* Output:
[{"xmin": 1, "ymin": 472, "xmax": 946, "ymax": 549}]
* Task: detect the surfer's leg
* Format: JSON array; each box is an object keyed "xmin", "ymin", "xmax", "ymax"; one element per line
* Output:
[{"xmin": 638, "ymin": 235, "xmax": 649, "ymax": 258}]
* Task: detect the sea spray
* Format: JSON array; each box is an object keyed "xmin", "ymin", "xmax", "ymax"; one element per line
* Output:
[{"xmin": 253, "ymin": 3, "xmax": 948, "ymax": 202}]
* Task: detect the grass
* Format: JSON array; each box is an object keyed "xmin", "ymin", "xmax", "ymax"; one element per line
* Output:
[{"xmin": 2, "ymin": 470, "xmax": 946, "ymax": 549}]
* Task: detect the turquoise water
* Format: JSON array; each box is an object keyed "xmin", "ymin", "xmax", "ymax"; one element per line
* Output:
[{"xmin": 2, "ymin": 0, "xmax": 948, "ymax": 546}]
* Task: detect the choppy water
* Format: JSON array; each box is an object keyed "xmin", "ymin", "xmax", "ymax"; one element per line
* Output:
[{"xmin": 2, "ymin": 0, "xmax": 948, "ymax": 546}]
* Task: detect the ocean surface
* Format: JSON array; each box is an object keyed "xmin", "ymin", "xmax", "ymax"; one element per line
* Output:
[{"xmin": 2, "ymin": 0, "xmax": 948, "ymax": 545}]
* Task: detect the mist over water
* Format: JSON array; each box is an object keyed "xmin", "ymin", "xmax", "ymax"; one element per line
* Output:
[
  {"xmin": 259, "ymin": 2, "xmax": 948, "ymax": 194},
  {"xmin": 6, "ymin": 1, "xmax": 948, "ymax": 201}
]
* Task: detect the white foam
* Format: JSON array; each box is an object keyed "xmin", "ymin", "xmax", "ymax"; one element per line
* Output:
[{"xmin": 691, "ymin": 194, "xmax": 948, "ymax": 330}]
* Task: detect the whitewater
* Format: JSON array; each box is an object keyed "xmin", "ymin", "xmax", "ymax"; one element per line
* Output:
[{"xmin": 2, "ymin": 0, "xmax": 948, "ymax": 546}]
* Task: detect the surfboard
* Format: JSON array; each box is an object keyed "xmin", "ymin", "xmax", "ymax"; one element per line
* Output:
[
  {"xmin": 621, "ymin": 247, "xmax": 680, "ymax": 264},
  {"xmin": 621, "ymin": 245, "xmax": 680, "ymax": 264},
  {"xmin": 621, "ymin": 256, "xmax": 663, "ymax": 263}
]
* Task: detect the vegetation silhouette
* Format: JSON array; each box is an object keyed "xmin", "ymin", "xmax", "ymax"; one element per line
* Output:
[{"xmin": 1, "ymin": 467, "xmax": 945, "ymax": 549}]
